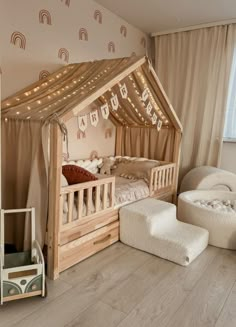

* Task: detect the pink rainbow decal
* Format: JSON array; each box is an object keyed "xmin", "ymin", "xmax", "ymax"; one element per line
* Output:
[
  {"xmin": 141, "ymin": 37, "xmax": 146, "ymax": 48},
  {"xmin": 90, "ymin": 150, "xmax": 98, "ymax": 160},
  {"xmin": 120, "ymin": 25, "xmax": 127, "ymax": 37},
  {"xmin": 79, "ymin": 28, "xmax": 88, "ymax": 41},
  {"xmin": 105, "ymin": 128, "xmax": 112, "ymax": 138},
  {"xmin": 10, "ymin": 31, "xmax": 26, "ymax": 50},
  {"xmin": 62, "ymin": 152, "xmax": 69, "ymax": 161},
  {"xmin": 61, "ymin": 0, "xmax": 70, "ymax": 7},
  {"xmin": 39, "ymin": 9, "xmax": 52, "ymax": 25},
  {"xmin": 94, "ymin": 9, "xmax": 102, "ymax": 24},
  {"xmin": 58, "ymin": 48, "xmax": 69, "ymax": 63},
  {"xmin": 39, "ymin": 70, "xmax": 50, "ymax": 80},
  {"xmin": 77, "ymin": 131, "xmax": 86, "ymax": 139},
  {"xmin": 108, "ymin": 41, "xmax": 115, "ymax": 53}
]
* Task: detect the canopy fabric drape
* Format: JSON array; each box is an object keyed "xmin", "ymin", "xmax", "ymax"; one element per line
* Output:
[
  {"xmin": 116, "ymin": 127, "xmax": 175, "ymax": 162},
  {"xmin": 1, "ymin": 119, "xmax": 49, "ymax": 250},
  {"xmin": 155, "ymin": 24, "xmax": 236, "ymax": 180}
]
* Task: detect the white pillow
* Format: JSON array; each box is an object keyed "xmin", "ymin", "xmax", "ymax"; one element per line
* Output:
[{"xmin": 61, "ymin": 174, "xmax": 68, "ymax": 187}]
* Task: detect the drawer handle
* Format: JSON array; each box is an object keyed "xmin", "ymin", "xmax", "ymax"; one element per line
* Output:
[{"xmin": 93, "ymin": 234, "xmax": 111, "ymax": 245}]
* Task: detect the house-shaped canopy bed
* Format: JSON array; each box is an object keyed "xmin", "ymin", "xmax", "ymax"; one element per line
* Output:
[{"xmin": 1, "ymin": 56, "xmax": 182, "ymax": 279}]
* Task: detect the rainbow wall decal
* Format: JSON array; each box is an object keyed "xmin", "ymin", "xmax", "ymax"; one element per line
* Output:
[
  {"xmin": 62, "ymin": 152, "xmax": 69, "ymax": 161},
  {"xmin": 105, "ymin": 128, "xmax": 112, "ymax": 138},
  {"xmin": 58, "ymin": 48, "xmax": 69, "ymax": 62},
  {"xmin": 77, "ymin": 131, "xmax": 86, "ymax": 139},
  {"xmin": 39, "ymin": 70, "xmax": 50, "ymax": 80},
  {"xmin": 79, "ymin": 28, "xmax": 88, "ymax": 41},
  {"xmin": 120, "ymin": 25, "xmax": 127, "ymax": 37},
  {"xmin": 94, "ymin": 10, "xmax": 102, "ymax": 24},
  {"xmin": 108, "ymin": 41, "xmax": 115, "ymax": 53},
  {"xmin": 141, "ymin": 37, "xmax": 146, "ymax": 48},
  {"xmin": 39, "ymin": 9, "xmax": 52, "ymax": 25},
  {"xmin": 61, "ymin": 0, "xmax": 70, "ymax": 7},
  {"xmin": 90, "ymin": 150, "xmax": 98, "ymax": 160},
  {"xmin": 10, "ymin": 31, "xmax": 26, "ymax": 50}
]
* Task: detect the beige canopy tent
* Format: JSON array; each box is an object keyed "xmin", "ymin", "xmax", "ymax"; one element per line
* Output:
[{"xmin": 1, "ymin": 56, "xmax": 182, "ymax": 278}]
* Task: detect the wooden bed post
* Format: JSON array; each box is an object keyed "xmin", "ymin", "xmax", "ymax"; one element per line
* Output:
[
  {"xmin": 172, "ymin": 130, "xmax": 182, "ymax": 204},
  {"xmin": 47, "ymin": 124, "xmax": 62, "ymax": 280}
]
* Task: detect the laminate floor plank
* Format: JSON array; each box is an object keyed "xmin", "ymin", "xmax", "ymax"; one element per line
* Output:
[
  {"xmin": 116, "ymin": 245, "xmax": 219, "ymax": 327},
  {"xmin": 166, "ymin": 249, "xmax": 236, "ymax": 327},
  {"xmin": 103, "ymin": 255, "xmax": 174, "ymax": 314},
  {"xmin": 11, "ymin": 246, "xmax": 151, "ymax": 327},
  {"xmin": 0, "ymin": 278, "xmax": 72, "ymax": 327},
  {"xmin": 2, "ymin": 243, "xmax": 235, "ymax": 327},
  {"xmin": 214, "ymin": 276, "xmax": 236, "ymax": 326},
  {"xmin": 65, "ymin": 301, "xmax": 126, "ymax": 327},
  {"xmin": 60, "ymin": 242, "xmax": 130, "ymax": 286}
]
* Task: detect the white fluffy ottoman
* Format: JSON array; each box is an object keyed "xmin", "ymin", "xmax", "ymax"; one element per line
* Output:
[
  {"xmin": 178, "ymin": 191, "xmax": 236, "ymax": 249},
  {"xmin": 120, "ymin": 198, "xmax": 209, "ymax": 266}
]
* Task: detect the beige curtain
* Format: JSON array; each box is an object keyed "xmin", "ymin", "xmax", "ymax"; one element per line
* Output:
[
  {"xmin": 1, "ymin": 119, "xmax": 49, "ymax": 250},
  {"xmin": 155, "ymin": 24, "xmax": 236, "ymax": 180},
  {"xmin": 116, "ymin": 126, "xmax": 175, "ymax": 161}
]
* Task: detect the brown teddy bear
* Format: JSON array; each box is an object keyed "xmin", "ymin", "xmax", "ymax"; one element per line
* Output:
[{"xmin": 98, "ymin": 158, "xmax": 116, "ymax": 175}]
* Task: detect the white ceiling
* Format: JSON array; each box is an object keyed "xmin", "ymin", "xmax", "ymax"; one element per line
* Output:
[{"xmin": 95, "ymin": 0, "xmax": 236, "ymax": 34}]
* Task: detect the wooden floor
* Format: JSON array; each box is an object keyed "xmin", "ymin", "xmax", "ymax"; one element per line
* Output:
[{"xmin": 1, "ymin": 242, "xmax": 236, "ymax": 327}]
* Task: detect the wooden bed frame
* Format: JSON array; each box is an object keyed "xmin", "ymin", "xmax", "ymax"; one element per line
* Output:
[
  {"xmin": 47, "ymin": 128, "xmax": 178, "ymax": 280},
  {"xmin": 1, "ymin": 56, "xmax": 183, "ymax": 280}
]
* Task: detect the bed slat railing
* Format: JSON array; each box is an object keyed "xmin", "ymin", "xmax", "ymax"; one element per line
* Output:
[
  {"xmin": 149, "ymin": 163, "xmax": 176, "ymax": 196},
  {"xmin": 60, "ymin": 176, "xmax": 115, "ymax": 231}
]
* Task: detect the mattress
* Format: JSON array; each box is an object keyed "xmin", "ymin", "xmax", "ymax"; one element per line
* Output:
[{"xmin": 62, "ymin": 176, "xmax": 150, "ymax": 224}]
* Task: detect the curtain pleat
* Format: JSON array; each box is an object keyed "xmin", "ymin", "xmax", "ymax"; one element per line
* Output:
[
  {"xmin": 118, "ymin": 127, "xmax": 175, "ymax": 162},
  {"xmin": 1, "ymin": 119, "xmax": 49, "ymax": 250},
  {"xmin": 155, "ymin": 24, "xmax": 236, "ymax": 180}
]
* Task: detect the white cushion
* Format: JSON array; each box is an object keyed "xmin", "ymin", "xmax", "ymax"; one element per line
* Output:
[
  {"xmin": 120, "ymin": 198, "xmax": 209, "ymax": 266},
  {"xmin": 178, "ymin": 190, "xmax": 236, "ymax": 249}
]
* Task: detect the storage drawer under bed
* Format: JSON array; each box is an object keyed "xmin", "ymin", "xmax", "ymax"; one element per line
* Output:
[{"xmin": 59, "ymin": 221, "xmax": 119, "ymax": 272}]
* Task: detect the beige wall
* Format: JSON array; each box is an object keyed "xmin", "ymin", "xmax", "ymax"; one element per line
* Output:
[
  {"xmin": 221, "ymin": 142, "xmax": 236, "ymax": 174},
  {"xmin": 1, "ymin": 0, "xmax": 148, "ymax": 159},
  {"xmin": 0, "ymin": 0, "xmax": 148, "ymax": 99},
  {"xmin": 63, "ymin": 104, "xmax": 116, "ymax": 160}
]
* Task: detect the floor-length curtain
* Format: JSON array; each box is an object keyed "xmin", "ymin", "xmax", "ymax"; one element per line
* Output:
[
  {"xmin": 155, "ymin": 24, "xmax": 236, "ymax": 180},
  {"xmin": 1, "ymin": 119, "xmax": 49, "ymax": 250}
]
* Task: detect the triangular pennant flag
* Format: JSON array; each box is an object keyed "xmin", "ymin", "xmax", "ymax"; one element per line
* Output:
[
  {"xmin": 120, "ymin": 83, "xmax": 128, "ymax": 99},
  {"xmin": 142, "ymin": 88, "xmax": 149, "ymax": 101},
  {"xmin": 100, "ymin": 103, "xmax": 109, "ymax": 119},
  {"xmin": 111, "ymin": 94, "xmax": 119, "ymax": 111},
  {"xmin": 157, "ymin": 119, "xmax": 163, "ymax": 131},
  {"xmin": 90, "ymin": 110, "xmax": 99, "ymax": 127},
  {"xmin": 151, "ymin": 113, "xmax": 157, "ymax": 125},
  {"xmin": 78, "ymin": 115, "xmax": 88, "ymax": 132},
  {"xmin": 146, "ymin": 101, "xmax": 152, "ymax": 115}
]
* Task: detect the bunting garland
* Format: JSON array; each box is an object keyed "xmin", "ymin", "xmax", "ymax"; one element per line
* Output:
[
  {"xmin": 78, "ymin": 115, "xmax": 87, "ymax": 132},
  {"xmin": 110, "ymin": 94, "xmax": 119, "ymax": 110},
  {"xmin": 90, "ymin": 110, "xmax": 99, "ymax": 126},
  {"xmin": 120, "ymin": 83, "xmax": 128, "ymax": 99},
  {"xmin": 77, "ymin": 83, "xmax": 163, "ymax": 132},
  {"xmin": 100, "ymin": 103, "xmax": 109, "ymax": 119},
  {"xmin": 146, "ymin": 101, "xmax": 152, "ymax": 115}
]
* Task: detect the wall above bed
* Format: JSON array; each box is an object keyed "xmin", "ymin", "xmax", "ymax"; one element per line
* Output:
[
  {"xmin": 0, "ymin": 0, "xmax": 149, "ymax": 100},
  {"xmin": 63, "ymin": 103, "xmax": 116, "ymax": 160}
]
